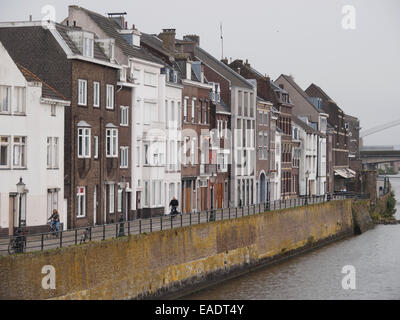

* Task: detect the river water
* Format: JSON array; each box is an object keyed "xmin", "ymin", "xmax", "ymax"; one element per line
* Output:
[{"xmin": 184, "ymin": 174, "xmax": 400, "ymax": 300}]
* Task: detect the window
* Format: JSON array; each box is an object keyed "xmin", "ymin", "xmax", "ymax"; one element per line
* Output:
[
  {"xmin": 78, "ymin": 128, "xmax": 91, "ymax": 158},
  {"xmin": 0, "ymin": 136, "xmax": 10, "ymax": 167},
  {"xmin": 144, "ymin": 72, "xmax": 157, "ymax": 86},
  {"xmin": 47, "ymin": 189, "xmax": 58, "ymax": 219},
  {"xmin": 83, "ymin": 37, "xmax": 94, "ymax": 58},
  {"xmin": 77, "ymin": 187, "xmax": 86, "ymax": 217},
  {"xmin": 117, "ymin": 189, "xmax": 123, "ymax": 212},
  {"xmin": 144, "ymin": 144, "xmax": 149, "ymax": 165},
  {"xmin": 263, "ymin": 112, "xmax": 268, "ymax": 126},
  {"xmin": 93, "ymin": 82, "xmax": 100, "ymax": 107},
  {"xmin": 183, "ymin": 98, "xmax": 188, "ymax": 122},
  {"xmin": 109, "ymin": 184, "xmax": 115, "ymax": 213},
  {"xmin": 198, "ymin": 101, "xmax": 202, "ymax": 124},
  {"xmin": 120, "ymin": 146, "xmax": 129, "ymax": 168},
  {"xmin": 13, "ymin": 137, "xmax": 26, "ymax": 168},
  {"xmin": 51, "ymin": 104, "xmax": 56, "ymax": 116},
  {"xmin": 120, "ymin": 106, "xmax": 129, "ymax": 126},
  {"xmin": 94, "ymin": 136, "xmax": 99, "ymax": 159},
  {"xmin": 106, "ymin": 128, "xmax": 118, "ymax": 157},
  {"xmin": 144, "ymin": 102, "xmax": 157, "ymax": 124},
  {"xmin": 144, "ymin": 181, "xmax": 149, "ymax": 206},
  {"xmin": 106, "ymin": 84, "xmax": 114, "ymax": 109},
  {"xmin": 191, "ymin": 99, "xmax": 195, "ymax": 123},
  {"xmin": 204, "ymin": 103, "xmax": 208, "ymax": 124},
  {"xmin": 14, "ymin": 87, "xmax": 26, "ymax": 114},
  {"xmin": 136, "ymin": 146, "xmax": 140, "ymax": 166},
  {"xmin": 0, "ymin": 86, "xmax": 11, "ymax": 113},
  {"xmin": 47, "ymin": 137, "xmax": 59, "ymax": 169},
  {"xmin": 78, "ymin": 80, "xmax": 87, "ymax": 106}
]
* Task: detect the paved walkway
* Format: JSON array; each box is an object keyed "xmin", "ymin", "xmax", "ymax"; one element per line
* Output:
[{"xmin": 0, "ymin": 196, "xmax": 338, "ymax": 255}]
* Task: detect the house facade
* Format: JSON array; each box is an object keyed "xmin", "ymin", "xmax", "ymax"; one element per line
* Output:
[
  {"xmin": 305, "ymin": 83, "xmax": 355, "ymax": 192},
  {"xmin": 275, "ymin": 75, "xmax": 328, "ymax": 196},
  {"xmin": 0, "ymin": 41, "xmax": 69, "ymax": 235}
]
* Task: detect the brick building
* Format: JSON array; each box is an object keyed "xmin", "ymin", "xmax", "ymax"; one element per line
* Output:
[
  {"xmin": 0, "ymin": 21, "xmax": 125, "ymax": 229},
  {"xmin": 228, "ymin": 60, "xmax": 296, "ymax": 199},
  {"xmin": 305, "ymin": 83, "xmax": 355, "ymax": 191}
]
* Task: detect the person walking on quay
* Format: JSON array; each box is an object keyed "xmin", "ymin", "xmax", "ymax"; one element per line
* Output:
[{"xmin": 169, "ymin": 197, "xmax": 179, "ymax": 216}]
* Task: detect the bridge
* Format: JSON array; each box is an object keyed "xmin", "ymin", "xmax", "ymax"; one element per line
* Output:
[{"xmin": 360, "ymin": 145, "xmax": 400, "ymax": 169}]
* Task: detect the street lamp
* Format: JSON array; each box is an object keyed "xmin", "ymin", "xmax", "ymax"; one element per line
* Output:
[
  {"xmin": 305, "ymin": 171, "xmax": 310, "ymax": 205},
  {"xmin": 16, "ymin": 177, "xmax": 25, "ymax": 228},
  {"xmin": 118, "ymin": 176, "xmax": 127, "ymax": 237}
]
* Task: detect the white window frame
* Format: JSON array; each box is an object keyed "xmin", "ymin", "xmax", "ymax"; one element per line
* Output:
[
  {"xmin": 94, "ymin": 136, "xmax": 99, "ymax": 159},
  {"xmin": 78, "ymin": 79, "xmax": 87, "ymax": 106},
  {"xmin": 93, "ymin": 81, "xmax": 100, "ymax": 107},
  {"xmin": 78, "ymin": 128, "xmax": 91, "ymax": 158},
  {"xmin": 106, "ymin": 84, "xmax": 114, "ymax": 110},
  {"xmin": 13, "ymin": 87, "xmax": 26, "ymax": 114},
  {"xmin": 0, "ymin": 136, "xmax": 10, "ymax": 168},
  {"xmin": 109, "ymin": 184, "xmax": 115, "ymax": 214},
  {"xmin": 120, "ymin": 106, "xmax": 129, "ymax": 126},
  {"xmin": 183, "ymin": 98, "xmax": 188, "ymax": 122},
  {"xmin": 83, "ymin": 37, "xmax": 94, "ymax": 58},
  {"xmin": 106, "ymin": 128, "xmax": 118, "ymax": 158},
  {"xmin": 77, "ymin": 186, "xmax": 86, "ymax": 217},
  {"xmin": 120, "ymin": 146, "xmax": 129, "ymax": 168},
  {"xmin": 47, "ymin": 137, "xmax": 59, "ymax": 169},
  {"xmin": 117, "ymin": 188, "xmax": 123, "ymax": 212},
  {"xmin": 13, "ymin": 136, "xmax": 26, "ymax": 168},
  {"xmin": 0, "ymin": 86, "xmax": 11, "ymax": 113}
]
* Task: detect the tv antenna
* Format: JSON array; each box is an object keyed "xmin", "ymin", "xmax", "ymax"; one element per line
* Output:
[{"xmin": 220, "ymin": 22, "xmax": 224, "ymax": 60}]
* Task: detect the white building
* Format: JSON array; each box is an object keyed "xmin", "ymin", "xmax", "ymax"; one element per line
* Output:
[
  {"xmin": 0, "ymin": 42, "xmax": 69, "ymax": 235},
  {"xmin": 271, "ymin": 128, "xmax": 282, "ymax": 201},
  {"xmin": 292, "ymin": 116, "xmax": 324, "ymax": 196},
  {"xmin": 194, "ymin": 47, "xmax": 257, "ymax": 208}
]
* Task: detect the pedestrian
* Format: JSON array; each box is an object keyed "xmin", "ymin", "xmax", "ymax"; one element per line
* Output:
[{"xmin": 169, "ymin": 197, "xmax": 179, "ymax": 215}]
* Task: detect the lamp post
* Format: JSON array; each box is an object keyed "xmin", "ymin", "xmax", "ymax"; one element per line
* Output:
[
  {"xmin": 16, "ymin": 177, "xmax": 25, "ymax": 229},
  {"xmin": 118, "ymin": 176, "xmax": 127, "ymax": 237},
  {"xmin": 305, "ymin": 171, "xmax": 310, "ymax": 205}
]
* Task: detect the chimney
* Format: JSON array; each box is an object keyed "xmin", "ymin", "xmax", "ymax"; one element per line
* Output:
[
  {"xmin": 221, "ymin": 57, "xmax": 228, "ymax": 65},
  {"xmin": 183, "ymin": 34, "xmax": 200, "ymax": 46},
  {"xmin": 159, "ymin": 29, "xmax": 176, "ymax": 54},
  {"xmin": 244, "ymin": 59, "xmax": 250, "ymax": 67},
  {"xmin": 29, "ymin": 15, "xmax": 32, "ymax": 22}
]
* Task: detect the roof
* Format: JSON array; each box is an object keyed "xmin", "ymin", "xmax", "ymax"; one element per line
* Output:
[
  {"xmin": 55, "ymin": 23, "xmax": 109, "ymax": 61},
  {"xmin": 140, "ymin": 32, "xmax": 174, "ymax": 59},
  {"xmin": 79, "ymin": 7, "xmax": 165, "ymax": 65},
  {"xmin": 194, "ymin": 46, "xmax": 254, "ymax": 89},
  {"xmin": 278, "ymin": 74, "xmax": 322, "ymax": 114},
  {"xmin": 215, "ymin": 98, "xmax": 230, "ymax": 114},
  {"xmin": 292, "ymin": 115, "xmax": 325, "ymax": 137},
  {"xmin": 16, "ymin": 63, "xmax": 68, "ymax": 101}
]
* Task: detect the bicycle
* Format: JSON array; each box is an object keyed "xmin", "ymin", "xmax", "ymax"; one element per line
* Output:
[
  {"xmin": 46, "ymin": 221, "xmax": 59, "ymax": 239},
  {"xmin": 80, "ymin": 226, "xmax": 90, "ymax": 244},
  {"xmin": 8, "ymin": 229, "xmax": 26, "ymax": 254}
]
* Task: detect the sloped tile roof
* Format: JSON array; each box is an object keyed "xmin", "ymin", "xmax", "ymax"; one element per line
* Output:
[
  {"xmin": 80, "ymin": 7, "xmax": 165, "ymax": 65},
  {"xmin": 194, "ymin": 46, "xmax": 254, "ymax": 89},
  {"xmin": 17, "ymin": 63, "xmax": 68, "ymax": 101}
]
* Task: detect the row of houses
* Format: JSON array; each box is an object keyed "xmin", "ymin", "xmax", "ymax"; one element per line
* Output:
[{"xmin": 0, "ymin": 6, "xmax": 362, "ymax": 235}]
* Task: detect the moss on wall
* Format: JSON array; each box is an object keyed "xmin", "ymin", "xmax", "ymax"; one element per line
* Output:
[{"xmin": 0, "ymin": 200, "xmax": 355, "ymax": 300}]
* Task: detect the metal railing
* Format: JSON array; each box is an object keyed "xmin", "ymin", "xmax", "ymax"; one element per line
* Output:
[{"xmin": 0, "ymin": 193, "xmax": 353, "ymax": 256}]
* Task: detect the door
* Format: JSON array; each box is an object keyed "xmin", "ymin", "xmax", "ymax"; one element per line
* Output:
[
  {"xmin": 93, "ymin": 185, "xmax": 97, "ymax": 225},
  {"xmin": 200, "ymin": 187, "xmax": 207, "ymax": 211},
  {"xmin": 185, "ymin": 183, "xmax": 191, "ymax": 214},
  {"xmin": 260, "ymin": 173, "xmax": 266, "ymax": 203},
  {"xmin": 217, "ymin": 183, "xmax": 223, "ymax": 209},
  {"xmin": 136, "ymin": 191, "xmax": 141, "ymax": 219}
]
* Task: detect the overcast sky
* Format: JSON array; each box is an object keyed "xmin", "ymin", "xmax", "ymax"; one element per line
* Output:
[{"xmin": 1, "ymin": 0, "xmax": 399, "ymax": 146}]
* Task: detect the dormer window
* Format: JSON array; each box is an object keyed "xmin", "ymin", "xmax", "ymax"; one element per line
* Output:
[{"xmin": 83, "ymin": 37, "xmax": 94, "ymax": 58}]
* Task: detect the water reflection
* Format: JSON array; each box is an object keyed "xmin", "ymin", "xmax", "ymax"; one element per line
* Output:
[{"xmin": 184, "ymin": 174, "xmax": 400, "ymax": 300}]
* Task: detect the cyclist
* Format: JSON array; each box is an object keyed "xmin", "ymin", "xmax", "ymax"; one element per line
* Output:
[{"xmin": 48, "ymin": 209, "xmax": 60, "ymax": 235}]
